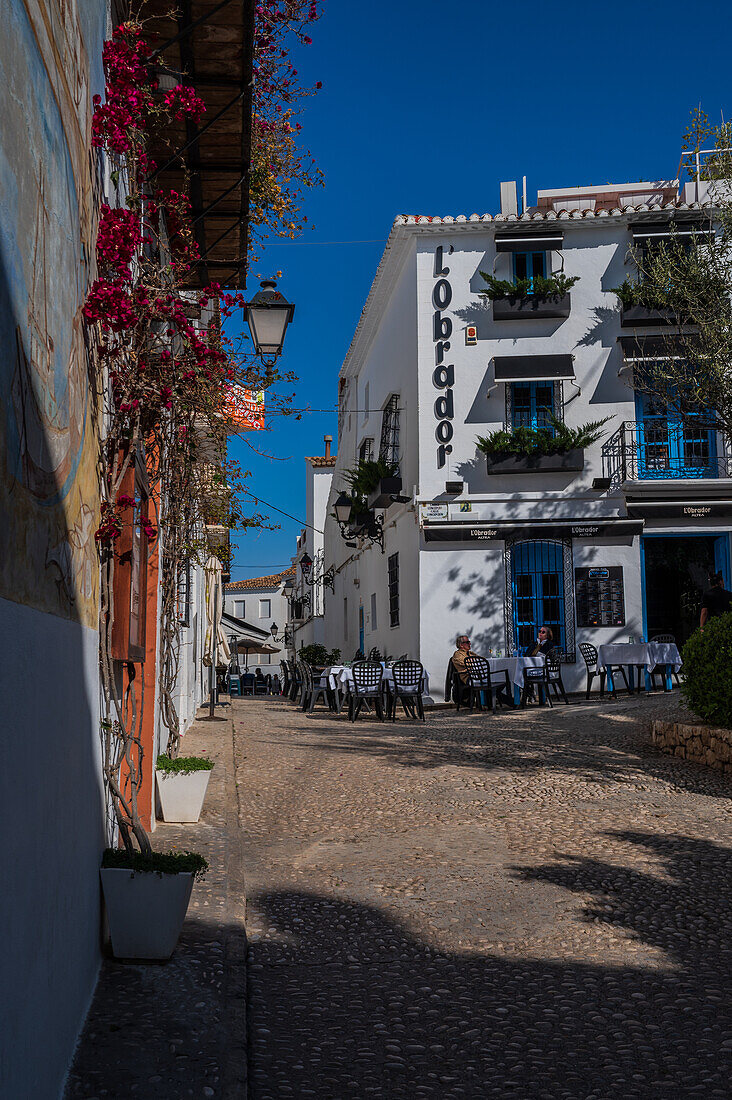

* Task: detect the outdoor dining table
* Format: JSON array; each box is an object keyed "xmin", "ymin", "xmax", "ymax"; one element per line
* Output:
[
  {"xmin": 324, "ymin": 664, "xmax": 431, "ymax": 712},
  {"xmin": 487, "ymin": 655, "xmax": 545, "ymax": 705},
  {"xmin": 597, "ymin": 642, "xmax": 682, "ymax": 694}
]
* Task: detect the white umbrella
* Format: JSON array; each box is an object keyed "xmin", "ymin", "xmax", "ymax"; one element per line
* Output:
[{"xmin": 203, "ymin": 555, "xmax": 231, "ymax": 667}]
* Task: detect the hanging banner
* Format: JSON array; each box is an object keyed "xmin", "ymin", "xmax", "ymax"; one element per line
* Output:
[{"xmin": 223, "ymin": 387, "xmax": 265, "ymax": 431}]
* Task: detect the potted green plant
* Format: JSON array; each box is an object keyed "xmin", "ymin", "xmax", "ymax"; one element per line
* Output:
[
  {"xmin": 100, "ymin": 848, "xmax": 208, "ymax": 960},
  {"xmin": 342, "ymin": 457, "xmax": 401, "ymax": 510},
  {"xmin": 155, "ymin": 754, "xmax": 215, "ymax": 823},
  {"xmin": 611, "ymin": 277, "xmax": 678, "ymax": 327},
  {"xmin": 479, "ymin": 271, "xmax": 578, "ymax": 320},
  {"xmin": 477, "ymin": 416, "xmax": 612, "ymax": 474}
]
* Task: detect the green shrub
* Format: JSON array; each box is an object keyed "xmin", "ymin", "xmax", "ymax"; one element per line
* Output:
[
  {"xmin": 680, "ymin": 611, "xmax": 732, "ymax": 728},
  {"xmin": 102, "ymin": 847, "xmax": 208, "ymax": 879},
  {"xmin": 156, "ymin": 754, "xmax": 214, "ymax": 774},
  {"xmin": 298, "ymin": 643, "xmax": 342, "ymax": 666}
]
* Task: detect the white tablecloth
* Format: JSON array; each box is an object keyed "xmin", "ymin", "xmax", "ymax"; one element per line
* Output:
[
  {"xmin": 597, "ymin": 643, "xmax": 682, "ymax": 673},
  {"xmin": 488, "ymin": 656, "xmax": 545, "ymax": 690},
  {"xmin": 325, "ymin": 664, "xmax": 430, "ymax": 696},
  {"xmin": 647, "ymin": 642, "xmax": 682, "ymax": 672},
  {"xmin": 597, "ymin": 643, "xmax": 651, "ymax": 670}
]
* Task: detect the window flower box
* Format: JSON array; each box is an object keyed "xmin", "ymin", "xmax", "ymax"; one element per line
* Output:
[
  {"xmin": 485, "ymin": 448, "xmax": 585, "ymax": 474},
  {"xmin": 620, "ymin": 303, "xmax": 678, "ymax": 327},
  {"xmin": 367, "ymin": 476, "xmax": 403, "ymax": 509},
  {"xmin": 493, "ymin": 293, "xmax": 571, "ymax": 321}
]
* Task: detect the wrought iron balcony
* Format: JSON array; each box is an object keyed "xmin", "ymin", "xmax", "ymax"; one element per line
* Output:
[{"xmin": 601, "ymin": 421, "xmax": 732, "ymax": 487}]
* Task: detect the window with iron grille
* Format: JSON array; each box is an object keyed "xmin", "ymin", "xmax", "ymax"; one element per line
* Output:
[
  {"xmin": 379, "ymin": 394, "xmax": 400, "ymax": 470},
  {"xmin": 359, "ymin": 437, "xmax": 374, "ymax": 463},
  {"xmin": 504, "ymin": 539, "xmax": 575, "ymax": 660},
  {"xmin": 388, "ymin": 552, "xmax": 400, "ymax": 627},
  {"xmin": 177, "ymin": 561, "xmax": 191, "ymax": 626},
  {"xmin": 506, "ymin": 380, "xmax": 562, "ymax": 431}
]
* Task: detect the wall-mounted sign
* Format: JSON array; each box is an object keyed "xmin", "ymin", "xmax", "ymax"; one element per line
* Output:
[
  {"xmin": 465, "ymin": 325, "xmax": 477, "ymax": 346},
  {"xmin": 423, "ymin": 519, "xmax": 643, "ymax": 543},
  {"xmin": 421, "ymin": 502, "xmax": 449, "ymax": 521},
  {"xmin": 459, "ymin": 502, "xmax": 472, "ymax": 512},
  {"xmin": 626, "ymin": 500, "xmax": 732, "ymax": 519},
  {"xmin": 431, "ymin": 245, "xmax": 455, "ymax": 469},
  {"xmin": 575, "ymin": 566, "xmax": 626, "ymax": 628}
]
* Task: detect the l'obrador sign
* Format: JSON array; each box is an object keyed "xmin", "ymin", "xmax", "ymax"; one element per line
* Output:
[{"xmin": 423, "ymin": 518, "xmax": 643, "ymax": 542}]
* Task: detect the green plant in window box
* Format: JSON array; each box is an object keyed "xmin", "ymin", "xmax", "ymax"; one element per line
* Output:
[
  {"xmin": 340, "ymin": 458, "xmax": 398, "ymax": 520},
  {"xmin": 476, "ymin": 416, "xmax": 612, "ymax": 457},
  {"xmin": 102, "ymin": 847, "xmax": 209, "ymax": 880},
  {"xmin": 479, "ymin": 271, "xmax": 579, "ymax": 302}
]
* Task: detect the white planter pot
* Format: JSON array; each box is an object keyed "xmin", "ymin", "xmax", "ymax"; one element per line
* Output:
[
  {"xmin": 100, "ymin": 868, "xmax": 194, "ymax": 960},
  {"xmin": 156, "ymin": 767, "xmax": 212, "ymax": 822}
]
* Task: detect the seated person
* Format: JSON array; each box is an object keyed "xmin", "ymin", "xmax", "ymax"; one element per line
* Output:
[
  {"xmin": 451, "ymin": 634, "xmax": 477, "ymax": 684},
  {"xmin": 528, "ymin": 625, "xmax": 554, "ymax": 657},
  {"xmin": 451, "ymin": 634, "xmax": 513, "ymax": 707}
]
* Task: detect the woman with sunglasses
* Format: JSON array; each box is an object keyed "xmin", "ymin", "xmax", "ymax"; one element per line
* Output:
[{"xmin": 528, "ymin": 625, "xmax": 554, "ymax": 657}]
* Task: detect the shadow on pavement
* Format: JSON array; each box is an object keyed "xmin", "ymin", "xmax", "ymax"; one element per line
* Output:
[{"xmin": 246, "ymin": 828, "xmax": 732, "ymax": 1098}]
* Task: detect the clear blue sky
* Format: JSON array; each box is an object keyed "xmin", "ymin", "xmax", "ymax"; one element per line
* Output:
[{"xmin": 228, "ymin": 0, "xmax": 731, "ymax": 581}]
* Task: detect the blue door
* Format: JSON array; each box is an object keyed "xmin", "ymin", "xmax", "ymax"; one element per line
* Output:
[
  {"xmin": 359, "ymin": 605, "xmax": 365, "ymax": 654},
  {"xmin": 635, "ymin": 392, "xmax": 716, "ymax": 479},
  {"xmin": 511, "ymin": 541, "xmax": 566, "ymax": 653}
]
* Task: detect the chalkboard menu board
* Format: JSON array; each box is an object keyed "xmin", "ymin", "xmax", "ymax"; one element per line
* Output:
[{"xmin": 575, "ymin": 566, "xmax": 625, "ymax": 628}]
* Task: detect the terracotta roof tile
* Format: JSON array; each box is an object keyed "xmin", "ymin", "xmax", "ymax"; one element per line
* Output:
[
  {"xmin": 226, "ymin": 564, "xmax": 295, "ymax": 591},
  {"xmin": 304, "ymin": 456, "xmax": 337, "ymax": 467}
]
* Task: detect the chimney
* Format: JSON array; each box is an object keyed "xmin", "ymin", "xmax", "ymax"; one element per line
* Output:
[
  {"xmin": 500, "ymin": 181, "xmax": 518, "ymax": 216},
  {"xmin": 324, "ymin": 434, "xmax": 332, "ymax": 460}
]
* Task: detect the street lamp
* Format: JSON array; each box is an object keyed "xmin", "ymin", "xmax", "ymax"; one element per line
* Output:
[
  {"xmin": 243, "ymin": 280, "xmax": 295, "ymax": 367},
  {"xmin": 334, "ymin": 492, "xmax": 352, "ymax": 525},
  {"xmin": 300, "ymin": 552, "xmax": 313, "ymax": 582}
]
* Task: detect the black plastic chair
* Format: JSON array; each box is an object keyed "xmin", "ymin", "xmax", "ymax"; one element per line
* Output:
[
  {"xmin": 347, "ymin": 661, "xmax": 385, "ymax": 722},
  {"xmin": 579, "ymin": 643, "xmax": 606, "ymax": 699},
  {"xmin": 445, "ymin": 660, "xmax": 469, "ymax": 709},
  {"xmin": 649, "ymin": 633, "xmax": 682, "ymax": 689},
  {"xmin": 241, "ymin": 672, "xmax": 255, "ymax": 696},
  {"xmin": 306, "ymin": 664, "xmax": 334, "ymax": 713},
  {"xmin": 368, "ymin": 646, "xmax": 383, "ymax": 662},
  {"xmin": 388, "ymin": 659, "xmax": 425, "ymax": 721},
  {"xmin": 546, "ymin": 652, "xmax": 570, "ymax": 704},
  {"xmin": 289, "ymin": 662, "xmax": 302, "ymax": 703},
  {"xmin": 280, "ymin": 660, "xmax": 291, "ymax": 697},
  {"xmin": 465, "ymin": 655, "xmax": 496, "ymax": 713}
]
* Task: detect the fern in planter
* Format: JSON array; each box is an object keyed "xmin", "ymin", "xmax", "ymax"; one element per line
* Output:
[
  {"xmin": 611, "ymin": 278, "xmax": 674, "ymax": 311},
  {"xmin": 340, "ymin": 458, "xmax": 398, "ymax": 518},
  {"xmin": 298, "ymin": 643, "xmax": 342, "ymax": 666},
  {"xmin": 479, "ymin": 270, "xmax": 579, "ymax": 301},
  {"xmin": 476, "ymin": 415, "xmax": 612, "ymax": 457}
]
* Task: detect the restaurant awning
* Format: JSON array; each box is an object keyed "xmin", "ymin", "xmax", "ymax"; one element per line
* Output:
[
  {"xmin": 495, "ymin": 231, "xmax": 564, "ymax": 253},
  {"xmin": 493, "ymin": 355, "xmax": 575, "ymax": 384},
  {"xmin": 423, "ymin": 518, "xmax": 643, "ymax": 543},
  {"xmin": 144, "ymin": 0, "xmax": 256, "ymax": 288}
]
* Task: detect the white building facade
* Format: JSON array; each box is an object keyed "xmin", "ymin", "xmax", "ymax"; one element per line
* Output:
[
  {"xmin": 323, "ymin": 179, "xmax": 732, "ymax": 698},
  {"xmin": 224, "ymin": 566, "xmax": 293, "ymax": 673},
  {"xmin": 291, "ymin": 438, "xmax": 336, "ymax": 652}
]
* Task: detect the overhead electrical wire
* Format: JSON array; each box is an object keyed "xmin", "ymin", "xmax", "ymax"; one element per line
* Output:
[{"xmin": 238, "ymin": 486, "xmax": 324, "ymax": 534}]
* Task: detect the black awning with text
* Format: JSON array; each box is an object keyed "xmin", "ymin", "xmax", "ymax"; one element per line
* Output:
[
  {"xmin": 493, "ymin": 354, "xmax": 575, "ymax": 384},
  {"xmin": 423, "ymin": 518, "xmax": 643, "ymax": 543}
]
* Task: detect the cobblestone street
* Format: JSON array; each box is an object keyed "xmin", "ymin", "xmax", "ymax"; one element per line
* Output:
[
  {"xmin": 66, "ymin": 693, "xmax": 732, "ymax": 1099},
  {"xmin": 239, "ymin": 693, "xmax": 732, "ymax": 1100}
]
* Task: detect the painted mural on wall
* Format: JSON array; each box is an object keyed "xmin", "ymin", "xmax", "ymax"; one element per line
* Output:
[{"xmin": 0, "ymin": 0, "xmax": 105, "ymax": 626}]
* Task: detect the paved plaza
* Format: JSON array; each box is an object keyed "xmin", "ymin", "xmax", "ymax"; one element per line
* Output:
[{"xmin": 68, "ymin": 692, "xmax": 732, "ymax": 1098}]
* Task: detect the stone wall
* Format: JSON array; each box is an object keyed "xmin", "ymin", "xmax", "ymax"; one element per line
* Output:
[{"xmin": 651, "ymin": 719, "xmax": 732, "ymax": 775}]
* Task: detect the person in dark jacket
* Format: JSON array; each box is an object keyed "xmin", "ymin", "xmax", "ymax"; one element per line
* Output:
[
  {"xmin": 700, "ymin": 572, "xmax": 732, "ymax": 631},
  {"xmin": 528, "ymin": 625, "xmax": 554, "ymax": 656}
]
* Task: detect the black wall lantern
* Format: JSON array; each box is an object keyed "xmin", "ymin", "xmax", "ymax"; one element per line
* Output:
[
  {"xmin": 243, "ymin": 280, "xmax": 295, "ymax": 367},
  {"xmin": 300, "ymin": 552, "xmax": 313, "ymax": 581}
]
